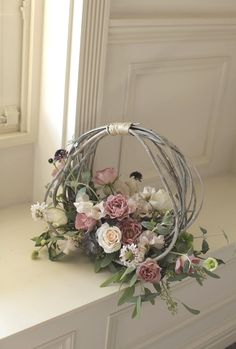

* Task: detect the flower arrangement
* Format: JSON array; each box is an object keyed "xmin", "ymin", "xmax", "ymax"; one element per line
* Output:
[{"xmin": 31, "ymin": 123, "xmax": 224, "ymax": 318}]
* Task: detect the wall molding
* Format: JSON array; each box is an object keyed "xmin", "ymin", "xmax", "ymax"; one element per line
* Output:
[
  {"xmin": 109, "ymin": 18, "xmax": 236, "ymax": 44},
  {"xmin": 35, "ymin": 331, "xmax": 76, "ymax": 349},
  {"xmin": 0, "ymin": 0, "xmax": 44, "ymax": 148},
  {"xmin": 122, "ymin": 56, "xmax": 229, "ymax": 173},
  {"xmin": 75, "ymin": 0, "xmax": 111, "ymax": 135},
  {"xmin": 106, "ymin": 294, "xmax": 236, "ymax": 349},
  {"xmin": 105, "ymin": 245, "xmax": 236, "ymax": 349}
]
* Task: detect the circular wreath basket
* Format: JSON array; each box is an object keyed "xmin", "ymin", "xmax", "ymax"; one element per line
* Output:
[{"xmin": 44, "ymin": 122, "xmax": 203, "ymax": 262}]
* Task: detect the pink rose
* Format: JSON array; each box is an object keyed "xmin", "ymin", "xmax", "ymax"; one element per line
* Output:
[
  {"xmin": 105, "ymin": 194, "xmax": 130, "ymax": 221},
  {"xmin": 75, "ymin": 213, "xmax": 96, "ymax": 231},
  {"xmin": 175, "ymin": 255, "xmax": 200, "ymax": 274},
  {"xmin": 120, "ymin": 218, "xmax": 142, "ymax": 244},
  {"xmin": 136, "ymin": 258, "xmax": 162, "ymax": 284},
  {"xmin": 93, "ymin": 167, "xmax": 118, "ymax": 185}
]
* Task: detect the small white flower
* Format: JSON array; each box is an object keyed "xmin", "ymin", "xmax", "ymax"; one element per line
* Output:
[
  {"xmin": 89, "ymin": 201, "xmax": 105, "ymax": 220},
  {"xmin": 130, "ymin": 194, "xmax": 152, "ymax": 217},
  {"xmin": 149, "ymin": 189, "xmax": 172, "ymax": 211},
  {"xmin": 119, "ymin": 243, "xmax": 144, "ymax": 268},
  {"xmin": 74, "ymin": 201, "xmax": 94, "ymax": 215},
  {"xmin": 57, "ymin": 237, "xmax": 78, "ymax": 255},
  {"xmin": 96, "ymin": 223, "xmax": 122, "ymax": 253},
  {"xmin": 140, "ymin": 186, "xmax": 156, "ymax": 200},
  {"xmin": 31, "ymin": 202, "xmax": 48, "ymax": 221},
  {"xmin": 44, "ymin": 207, "xmax": 68, "ymax": 227},
  {"xmin": 139, "ymin": 230, "xmax": 165, "ymax": 250}
]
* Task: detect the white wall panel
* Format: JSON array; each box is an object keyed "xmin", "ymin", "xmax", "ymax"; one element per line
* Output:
[{"xmin": 98, "ymin": 18, "xmax": 236, "ymax": 179}]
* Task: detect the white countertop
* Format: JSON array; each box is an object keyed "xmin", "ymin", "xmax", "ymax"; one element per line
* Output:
[{"xmin": 1, "ymin": 174, "xmax": 236, "ymax": 340}]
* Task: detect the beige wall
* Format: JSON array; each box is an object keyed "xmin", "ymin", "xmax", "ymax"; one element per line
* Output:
[{"xmin": 0, "ymin": 144, "xmax": 33, "ymax": 208}]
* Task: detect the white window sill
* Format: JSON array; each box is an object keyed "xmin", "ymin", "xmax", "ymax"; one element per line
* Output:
[{"xmin": 0, "ymin": 174, "xmax": 235, "ymax": 341}]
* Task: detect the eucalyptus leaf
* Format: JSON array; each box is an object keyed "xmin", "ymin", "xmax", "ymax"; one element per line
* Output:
[
  {"xmin": 141, "ymin": 220, "xmax": 156, "ymax": 230},
  {"xmin": 81, "ymin": 171, "xmax": 91, "ymax": 184},
  {"xmin": 129, "ymin": 273, "xmax": 138, "ymax": 287},
  {"xmin": 118, "ymin": 285, "xmax": 135, "ymax": 306},
  {"xmin": 100, "ymin": 253, "xmax": 115, "ymax": 268},
  {"xmin": 156, "ymin": 224, "xmax": 170, "ymax": 236},
  {"xmin": 76, "ymin": 187, "xmax": 87, "ymax": 201},
  {"xmin": 100, "ymin": 269, "xmax": 124, "ymax": 287},
  {"xmin": 201, "ymin": 239, "xmax": 209, "ymax": 254},
  {"xmin": 182, "ymin": 302, "xmax": 200, "ymax": 315},
  {"xmin": 153, "ymin": 283, "xmax": 162, "ymax": 294},
  {"xmin": 132, "ymin": 295, "xmax": 142, "ymax": 319},
  {"xmin": 203, "ymin": 268, "xmax": 220, "ymax": 279},
  {"xmin": 200, "ymin": 227, "xmax": 207, "ymax": 235},
  {"xmin": 120, "ymin": 266, "xmax": 135, "ymax": 281}
]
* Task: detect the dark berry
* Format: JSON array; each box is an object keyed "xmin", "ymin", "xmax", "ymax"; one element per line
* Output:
[{"xmin": 130, "ymin": 171, "xmax": 143, "ymax": 182}]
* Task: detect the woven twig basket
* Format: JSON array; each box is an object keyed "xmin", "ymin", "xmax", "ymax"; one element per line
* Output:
[{"xmin": 45, "ymin": 122, "xmax": 203, "ymax": 261}]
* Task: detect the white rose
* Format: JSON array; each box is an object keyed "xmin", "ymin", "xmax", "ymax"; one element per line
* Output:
[
  {"xmin": 149, "ymin": 189, "xmax": 172, "ymax": 211},
  {"xmin": 96, "ymin": 223, "xmax": 122, "ymax": 253},
  {"xmin": 45, "ymin": 207, "xmax": 68, "ymax": 227}
]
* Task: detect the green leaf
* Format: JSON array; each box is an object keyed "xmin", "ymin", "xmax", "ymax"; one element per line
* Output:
[
  {"xmin": 144, "ymin": 287, "xmax": 155, "ymax": 305},
  {"xmin": 215, "ymin": 258, "xmax": 225, "ymax": 265},
  {"xmin": 94, "ymin": 258, "xmax": 102, "ymax": 273},
  {"xmin": 81, "ymin": 171, "xmax": 91, "ymax": 184},
  {"xmin": 129, "ymin": 273, "xmax": 138, "ymax": 287},
  {"xmin": 155, "ymin": 224, "xmax": 170, "ymax": 236},
  {"xmin": 120, "ymin": 266, "xmax": 135, "ymax": 281},
  {"xmin": 200, "ymin": 227, "xmax": 207, "ymax": 235},
  {"xmin": 100, "ymin": 270, "xmax": 124, "ymax": 287},
  {"xmin": 118, "ymin": 285, "xmax": 136, "ymax": 306},
  {"xmin": 201, "ymin": 239, "xmax": 209, "ymax": 254},
  {"xmin": 162, "ymin": 210, "xmax": 174, "ymax": 227},
  {"xmin": 222, "ymin": 230, "xmax": 229, "ymax": 244},
  {"xmin": 100, "ymin": 253, "xmax": 115, "ymax": 268},
  {"xmin": 203, "ymin": 268, "xmax": 220, "ymax": 279},
  {"xmin": 153, "ymin": 283, "xmax": 162, "ymax": 294},
  {"xmin": 182, "ymin": 302, "xmax": 200, "ymax": 315},
  {"xmin": 132, "ymin": 295, "xmax": 142, "ymax": 319},
  {"xmin": 168, "ymin": 273, "xmax": 188, "ymax": 282},
  {"xmin": 76, "ymin": 187, "xmax": 87, "ymax": 201},
  {"xmin": 141, "ymin": 220, "xmax": 156, "ymax": 230}
]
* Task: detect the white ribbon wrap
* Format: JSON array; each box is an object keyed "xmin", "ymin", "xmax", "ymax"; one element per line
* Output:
[{"xmin": 107, "ymin": 122, "xmax": 132, "ymax": 136}]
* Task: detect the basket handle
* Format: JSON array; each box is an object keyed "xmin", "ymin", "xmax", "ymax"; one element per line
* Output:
[{"xmin": 106, "ymin": 122, "xmax": 133, "ymax": 136}]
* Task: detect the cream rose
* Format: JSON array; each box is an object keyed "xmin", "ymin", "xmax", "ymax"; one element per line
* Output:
[{"xmin": 96, "ymin": 223, "xmax": 122, "ymax": 253}]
